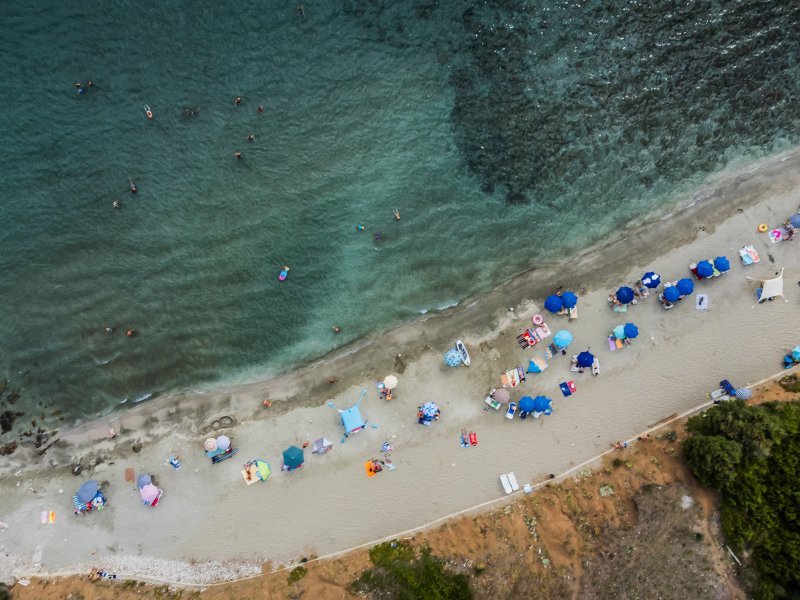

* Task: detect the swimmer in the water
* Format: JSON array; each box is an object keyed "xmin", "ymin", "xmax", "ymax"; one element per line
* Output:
[
  {"xmin": 257, "ymin": 105, "xmax": 264, "ymax": 114},
  {"xmin": 356, "ymin": 224, "xmax": 365, "ymax": 231},
  {"xmin": 234, "ymin": 96, "xmax": 242, "ymax": 107},
  {"xmin": 393, "ymin": 208, "xmax": 401, "ymax": 221},
  {"xmin": 298, "ymin": 4, "xmax": 305, "ymax": 18},
  {"xmin": 112, "ymin": 200, "xmax": 120, "ymax": 209},
  {"xmin": 332, "ymin": 325, "xmax": 341, "ymax": 333},
  {"xmin": 129, "ymin": 179, "xmax": 137, "ymax": 193},
  {"xmin": 125, "ymin": 328, "xmax": 137, "ymax": 337},
  {"xmin": 75, "ymin": 82, "xmax": 84, "ymax": 95},
  {"xmin": 234, "ymin": 151, "xmax": 243, "ymax": 159},
  {"xmin": 247, "ymin": 134, "xmax": 255, "ymax": 142}
]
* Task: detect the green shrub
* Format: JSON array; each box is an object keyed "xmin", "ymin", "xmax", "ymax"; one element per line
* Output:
[
  {"xmin": 683, "ymin": 401, "xmax": 800, "ymax": 598},
  {"xmin": 353, "ymin": 543, "xmax": 472, "ymax": 599},
  {"xmin": 287, "ymin": 566, "xmax": 308, "ymax": 585}
]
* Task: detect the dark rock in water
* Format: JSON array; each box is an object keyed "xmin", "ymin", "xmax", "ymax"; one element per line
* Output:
[
  {"xmin": 6, "ymin": 390, "xmax": 19, "ymax": 404},
  {"xmin": 0, "ymin": 378, "xmax": 7, "ymax": 394},
  {"xmin": 0, "ymin": 441, "xmax": 17, "ymax": 456},
  {"xmin": 132, "ymin": 442, "xmax": 142, "ymax": 453},
  {"xmin": 72, "ymin": 464, "xmax": 83, "ymax": 476},
  {"xmin": 1, "ymin": 410, "xmax": 16, "ymax": 433},
  {"xmin": 394, "ymin": 353, "xmax": 407, "ymax": 374}
]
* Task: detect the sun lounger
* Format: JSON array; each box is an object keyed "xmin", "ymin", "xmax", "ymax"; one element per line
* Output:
[
  {"xmin": 592, "ymin": 358, "xmax": 600, "ymax": 376},
  {"xmin": 484, "ymin": 396, "xmax": 501, "ymax": 410},
  {"xmin": 501, "ymin": 370, "xmax": 520, "ymax": 387},
  {"xmin": 507, "ymin": 472, "xmax": 519, "ymax": 491},
  {"xmin": 516, "ymin": 332, "xmax": 531, "ymax": 349},
  {"xmin": 500, "ymin": 474, "xmax": 513, "ymax": 495},
  {"xmin": 505, "ymin": 402, "xmax": 517, "ymax": 420},
  {"xmin": 570, "ymin": 356, "xmax": 580, "ymax": 372},
  {"xmin": 568, "ymin": 306, "xmax": 578, "ymax": 320},
  {"xmin": 469, "ymin": 432, "xmax": 477, "ymax": 446},
  {"xmin": 739, "ymin": 245, "xmax": 759, "ymax": 265}
]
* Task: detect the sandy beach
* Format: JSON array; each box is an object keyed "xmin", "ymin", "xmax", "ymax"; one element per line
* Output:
[{"xmin": 2, "ymin": 150, "xmax": 800, "ymax": 586}]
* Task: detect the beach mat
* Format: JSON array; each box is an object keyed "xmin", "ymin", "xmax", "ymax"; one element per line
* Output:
[{"xmin": 124, "ymin": 468, "xmax": 134, "ymax": 483}]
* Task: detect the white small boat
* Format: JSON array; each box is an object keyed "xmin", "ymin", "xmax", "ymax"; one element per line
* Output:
[{"xmin": 455, "ymin": 340, "xmax": 470, "ymax": 366}]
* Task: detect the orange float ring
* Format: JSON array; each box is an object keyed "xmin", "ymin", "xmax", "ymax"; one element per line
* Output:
[{"xmin": 758, "ymin": 223, "xmax": 768, "ymax": 233}]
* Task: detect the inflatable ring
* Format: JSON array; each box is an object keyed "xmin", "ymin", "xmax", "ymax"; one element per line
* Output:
[
  {"xmin": 758, "ymin": 223, "xmax": 768, "ymax": 233},
  {"xmin": 532, "ymin": 314, "xmax": 544, "ymax": 326}
]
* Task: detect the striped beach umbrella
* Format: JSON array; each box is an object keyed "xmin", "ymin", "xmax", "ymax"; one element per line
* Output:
[
  {"xmin": 642, "ymin": 272, "xmax": 661, "ymax": 288},
  {"xmin": 444, "ymin": 348, "xmax": 461, "ymax": 367}
]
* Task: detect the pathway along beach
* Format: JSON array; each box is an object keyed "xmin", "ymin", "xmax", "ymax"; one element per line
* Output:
[{"xmin": 1, "ymin": 152, "xmax": 800, "ymax": 584}]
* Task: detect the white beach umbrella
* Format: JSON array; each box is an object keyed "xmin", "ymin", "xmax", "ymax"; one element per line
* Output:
[
  {"xmin": 383, "ymin": 375, "xmax": 398, "ymax": 390},
  {"xmin": 215, "ymin": 435, "xmax": 231, "ymax": 451}
]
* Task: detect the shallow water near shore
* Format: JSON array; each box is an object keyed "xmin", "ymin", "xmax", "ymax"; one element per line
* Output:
[{"xmin": 1, "ymin": 1, "xmax": 800, "ymax": 428}]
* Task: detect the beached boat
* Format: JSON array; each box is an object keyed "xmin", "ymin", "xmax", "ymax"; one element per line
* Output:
[{"xmin": 456, "ymin": 340, "xmax": 470, "ymax": 366}]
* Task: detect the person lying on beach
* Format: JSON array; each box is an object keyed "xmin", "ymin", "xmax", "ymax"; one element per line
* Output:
[{"xmin": 611, "ymin": 441, "xmax": 628, "ymax": 450}]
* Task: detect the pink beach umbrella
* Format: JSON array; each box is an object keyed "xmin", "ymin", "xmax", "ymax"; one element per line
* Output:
[
  {"xmin": 140, "ymin": 484, "xmax": 159, "ymax": 504},
  {"xmin": 492, "ymin": 388, "xmax": 510, "ymax": 404}
]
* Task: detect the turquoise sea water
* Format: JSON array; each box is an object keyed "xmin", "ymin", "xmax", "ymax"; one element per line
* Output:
[{"xmin": 1, "ymin": 1, "xmax": 799, "ymax": 427}]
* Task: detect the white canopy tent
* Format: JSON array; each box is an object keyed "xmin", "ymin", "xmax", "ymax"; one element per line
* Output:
[{"xmin": 748, "ymin": 268, "xmax": 787, "ymax": 307}]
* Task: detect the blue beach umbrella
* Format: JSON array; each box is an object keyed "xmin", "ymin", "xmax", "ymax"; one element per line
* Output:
[
  {"xmin": 616, "ymin": 286, "xmax": 635, "ymax": 304},
  {"xmin": 676, "ymin": 278, "xmax": 694, "ymax": 296},
  {"xmin": 613, "ymin": 325, "xmax": 626, "ymax": 340},
  {"xmin": 792, "ymin": 346, "xmax": 800, "ymax": 362},
  {"xmin": 77, "ymin": 480, "xmax": 100, "ymax": 503},
  {"xmin": 663, "ymin": 286, "xmax": 680, "ymax": 303},
  {"xmin": 519, "ymin": 396, "xmax": 535, "ymax": 413},
  {"xmin": 790, "ymin": 214, "xmax": 800, "ymax": 229},
  {"xmin": 421, "ymin": 401, "xmax": 439, "ymax": 419},
  {"xmin": 577, "ymin": 351, "xmax": 594, "ymax": 368},
  {"xmin": 560, "ymin": 291, "xmax": 578, "ymax": 309},
  {"xmin": 553, "ymin": 330, "xmax": 573, "ymax": 349},
  {"xmin": 714, "ymin": 256, "xmax": 730, "ymax": 273},
  {"xmin": 444, "ymin": 348, "xmax": 461, "ymax": 367},
  {"xmin": 532, "ymin": 395, "xmax": 552, "ymax": 415},
  {"xmin": 623, "ymin": 323, "xmax": 639, "ymax": 339},
  {"xmin": 136, "ymin": 474, "xmax": 151, "ymax": 490},
  {"xmin": 696, "ymin": 261, "xmax": 714, "ymax": 278},
  {"xmin": 642, "ymin": 272, "xmax": 661, "ymax": 288},
  {"xmin": 282, "ymin": 445, "xmax": 304, "ymax": 470},
  {"xmin": 544, "ymin": 295, "xmax": 564, "ymax": 313}
]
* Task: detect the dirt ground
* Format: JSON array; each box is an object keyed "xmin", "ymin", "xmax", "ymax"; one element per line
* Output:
[{"xmin": 9, "ymin": 379, "xmax": 796, "ymax": 600}]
